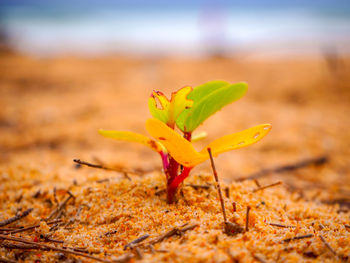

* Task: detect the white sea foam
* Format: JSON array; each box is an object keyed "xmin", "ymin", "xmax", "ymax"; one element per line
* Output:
[{"xmin": 1, "ymin": 6, "xmax": 350, "ymax": 57}]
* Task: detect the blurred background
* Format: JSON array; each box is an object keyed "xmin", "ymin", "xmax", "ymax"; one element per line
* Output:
[
  {"xmin": 1, "ymin": 0, "xmax": 350, "ymax": 57},
  {"xmin": 0, "ymin": 0, "xmax": 349, "ymax": 206}
]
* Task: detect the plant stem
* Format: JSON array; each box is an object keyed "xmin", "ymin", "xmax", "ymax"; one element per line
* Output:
[
  {"xmin": 184, "ymin": 132, "xmax": 192, "ymax": 141},
  {"xmin": 167, "ymin": 167, "xmax": 192, "ymax": 204},
  {"xmin": 164, "ymin": 130, "xmax": 192, "ymax": 204},
  {"xmin": 160, "ymin": 152, "xmax": 170, "ymax": 180},
  {"xmin": 168, "ymin": 157, "xmax": 179, "ymax": 183},
  {"xmin": 160, "ymin": 152, "xmax": 169, "ymax": 170}
]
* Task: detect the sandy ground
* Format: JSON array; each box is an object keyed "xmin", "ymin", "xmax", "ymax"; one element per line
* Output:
[
  {"xmin": 1, "ymin": 52, "xmax": 349, "ymax": 191},
  {"xmin": 0, "ymin": 51, "xmax": 349, "ymax": 262}
]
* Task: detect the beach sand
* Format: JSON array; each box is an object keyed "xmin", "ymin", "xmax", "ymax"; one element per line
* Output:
[{"xmin": 0, "ymin": 51, "xmax": 349, "ymax": 262}]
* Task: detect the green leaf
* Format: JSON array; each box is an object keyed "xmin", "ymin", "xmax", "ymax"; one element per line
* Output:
[
  {"xmin": 176, "ymin": 81, "xmax": 229, "ymax": 131},
  {"xmin": 187, "ymin": 80, "xmax": 230, "ymax": 102},
  {"xmin": 176, "ymin": 82, "xmax": 248, "ymax": 132}
]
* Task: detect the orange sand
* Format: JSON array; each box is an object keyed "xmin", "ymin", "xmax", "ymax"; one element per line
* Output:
[{"xmin": 0, "ymin": 51, "xmax": 349, "ymax": 262}]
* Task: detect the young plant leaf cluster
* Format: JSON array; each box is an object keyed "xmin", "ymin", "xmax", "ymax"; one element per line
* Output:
[{"xmin": 99, "ymin": 80, "xmax": 271, "ymax": 203}]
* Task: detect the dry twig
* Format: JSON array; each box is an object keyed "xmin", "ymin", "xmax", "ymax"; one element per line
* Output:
[
  {"xmin": 1, "ymin": 242, "xmax": 100, "ymax": 255},
  {"xmin": 185, "ymin": 184, "xmax": 211, "ymax": 190},
  {"xmin": 207, "ymin": 148, "xmax": 226, "ymax": 222},
  {"xmin": 0, "ymin": 234, "xmax": 116, "ymax": 263},
  {"xmin": 151, "ymin": 228, "xmax": 178, "ymax": 244},
  {"xmin": 46, "ymin": 191, "xmax": 74, "ymax": 221},
  {"xmin": 237, "ymin": 156, "xmax": 328, "ymax": 181},
  {"xmin": 124, "ymin": 234, "xmax": 150, "ymax": 250},
  {"xmin": 73, "ymin": 159, "xmax": 132, "ymax": 180},
  {"xmin": 253, "ymin": 181, "xmax": 282, "ymax": 193},
  {"xmin": 245, "ymin": 206, "xmax": 251, "ymax": 232},
  {"xmin": 0, "ymin": 208, "xmax": 33, "ymax": 227},
  {"xmin": 5, "ymin": 220, "xmax": 62, "ymax": 235},
  {"xmin": 283, "ymin": 234, "xmax": 313, "ymax": 243},
  {"xmin": 134, "ymin": 247, "xmax": 143, "ymax": 259},
  {"xmin": 319, "ymin": 235, "xmax": 337, "ymax": 256},
  {"xmin": 252, "ymin": 254, "xmax": 267, "ymax": 263},
  {"xmin": 269, "ymin": 222, "xmax": 296, "ymax": 228},
  {"xmin": 150, "ymin": 223, "xmax": 198, "ymax": 245},
  {"xmin": 253, "ymin": 179, "xmax": 261, "ymax": 187},
  {"xmin": 0, "ymin": 256, "xmax": 17, "ymax": 263},
  {"xmin": 232, "ymin": 202, "xmax": 236, "ymax": 212},
  {"xmin": 103, "ymin": 230, "xmax": 118, "ymax": 237},
  {"xmin": 224, "ymin": 187, "xmax": 230, "ymax": 198}
]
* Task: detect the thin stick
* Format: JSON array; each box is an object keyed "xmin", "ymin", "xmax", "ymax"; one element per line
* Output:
[
  {"xmin": 151, "ymin": 228, "xmax": 178, "ymax": 244},
  {"xmin": 237, "ymin": 156, "xmax": 328, "ymax": 181},
  {"xmin": 96, "ymin": 178, "xmax": 110, "ymax": 183},
  {"xmin": 148, "ymin": 244, "xmax": 156, "ymax": 254},
  {"xmin": 124, "ymin": 234, "xmax": 150, "ymax": 250},
  {"xmin": 134, "ymin": 247, "xmax": 143, "ymax": 259},
  {"xmin": 224, "ymin": 187, "xmax": 230, "ymax": 198},
  {"xmin": 42, "ymin": 236, "xmax": 64, "ymax": 243},
  {"xmin": 1, "ymin": 242, "xmax": 49, "ymax": 250},
  {"xmin": 180, "ymin": 223, "xmax": 198, "ymax": 232},
  {"xmin": 46, "ymin": 191, "xmax": 74, "ymax": 221},
  {"xmin": 0, "ymin": 257, "xmax": 17, "ymax": 263},
  {"xmin": 0, "ymin": 208, "xmax": 33, "ymax": 227},
  {"xmin": 283, "ymin": 234, "xmax": 313, "ymax": 243},
  {"xmin": 61, "ymin": 206, "xmax": 83, "ymax": 229},
  {"xmin": 253, "ymin": 179, "xmax": 261, "ymax": 187},
  {"xmin": 73, "ymin": 159, "xmax": 131, "ymax": 180},
  {"xmin": 53, "ymin": 187, "xmax": 58, "ymax": 205},
  {"xmin": 150, "ymin": 223, "xmax": 198, "ymax": 245},
  {"xmin": 0, "ymin": 227, "xmax": 22, "ymax": 232},
  {"xmin": 49, "ymin": 221, "xmax": 65, "ymax": 232},
  {"xmin": 232, "ymin": 202, "xmax": 236, "ymax": 212},
  {"xmin": 269, "ymin": 222, "xmax": 296, "ymax": 228},
  {"xmin": 103, "ymin": 230, "xmax": 118, "ymax": 237},
  {"xmin": 319, "ymin": 235, "xmax": 337, "ymax": 256},
  {"xmin": 253, "ymin": 181, "xmax": 282, "ymax": 193},
  {"xmin": 1, "ymin": 243, "xmax": 98, "ymax": 254},
  {"xmin": 0, "ymin": 234, "xmax": 114, "ymax": 263},
  {"xmin": 185, "ymin": 184, "xmax": 211, "ymax": 190},
  {"xmin": 345, "ymin": 224, "xmax": 350, "ymax": 229},
  {"xmin": 245, "ymin": 206, "xmax": 251, "ymax": 232},
  {"xmin": 252, "ymin": 254, "xmax": 267, "ymax": 263},
  {"xmin": 207, "ymin": 148, "xmax": 227, "ymax": 222},
  {"xmin": 33, "ymin": 189, "xmax": 41, "ymax": 199},
  {"xmin": 5, "ymin": 220, "xmax": 62, "ymax": 235}
]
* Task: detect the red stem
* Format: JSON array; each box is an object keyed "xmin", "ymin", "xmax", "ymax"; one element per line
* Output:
[
  {"xmin": 160, "ymin": 152, "xmax": 169, "ymax": 170},
  {"xmin": 159, "ymin": 151, "xmax": 171, "ymax": 181},
  {"xmin": 167, "ymin": 157, "xmax": 179, "ymax": 183},
  {"xmin": 162, "ymin": 129, "xmax": 193, "ymax": 204},
  {"xmin": 167, "ymin": 166, "xmax": 192, "ymax": 203},
  {"xmin": 184, "ymin": 132, "xmax": 192, "ymax": 141}
]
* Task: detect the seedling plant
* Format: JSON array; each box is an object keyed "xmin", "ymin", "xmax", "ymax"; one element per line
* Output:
[{"xmin": 99, "ymin": 80, "xmax": 271, "ymax": 203}]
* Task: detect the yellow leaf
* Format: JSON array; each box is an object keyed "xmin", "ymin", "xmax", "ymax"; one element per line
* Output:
[
  {"xmin": 169, "ymin": 86, "xmax": 193, "ymax": 125},
  {"xmin": 200, "ymin": 124, "xmax": 272, "ymax": 156},
  {"xmin": 146, "ymin": 118, "xmax": 271, "ymax": 167},
  {"xmin": 148, "ymin": 91, "xmax": 170, "ymax": 124},
  {"xmin": 146, "ymin": 119, "xmax": 203, "ymax": 167},
  {"xmin": 98, "ymin": 129, "xmax": 164, "ymax": 153},
  {"xmin": 148, "ymin": 86, "xmax": 193, "ymax": 127}
]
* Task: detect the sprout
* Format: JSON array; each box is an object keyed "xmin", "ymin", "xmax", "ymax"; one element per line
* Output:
[{"xmin": 99, "ymin": 80, "xmax": 271, "ymax": 203}]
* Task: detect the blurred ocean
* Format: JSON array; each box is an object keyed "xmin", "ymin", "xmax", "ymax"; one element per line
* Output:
[{"xmin": 0, "ymin": 0, "xmax": 350, "ymax": 56}]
